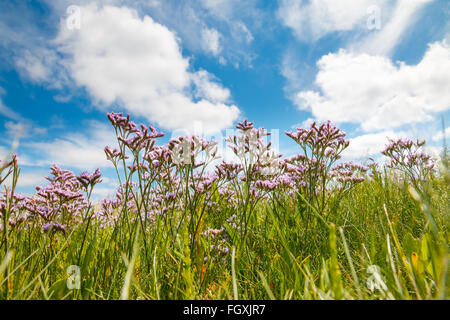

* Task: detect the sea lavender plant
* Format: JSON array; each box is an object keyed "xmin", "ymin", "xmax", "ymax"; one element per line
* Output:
[
  {"xmin": 24, "ymin": 165, "xmax": 88, "ymax": 232},
  {"xmin": 285, "ymin": 121, "xmax": 352, "ymax": 215},
  {"xmin": 168, "ymin": 134, "xmax": 223, "ymax": 252},
  {"xmin": 381, "ymin": 138, "xmax": 435, "ymax": 189},
  {"xmin": 224, "ymin": 119, "xmax": 281, "ymax": 242},
  {"xmin": 106, "ymin": 112, "xmax": 166, "ymax": 259}
]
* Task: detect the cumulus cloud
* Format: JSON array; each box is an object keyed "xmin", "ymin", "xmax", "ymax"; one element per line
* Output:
[
  {"xmin": 17, "ymin": 4, "xmax": 240, "ymax": 134},
  {"xmin": 192, "ymin": 70, "xmax": 231, "ymax": 103},
  {"xmin": 294, "ymin": 40, "xmax": 450, "ymax": 132},
  {"xmin": 62, "ymin": 5, "xmax": 239, "ymax": 133},
  {"xmin": 125, "ymin": 0, "xmax": 259, "ymax": 65},
  {"xmin": 343, "ymin": 130, "xmax": 406, "ymax": 159}
]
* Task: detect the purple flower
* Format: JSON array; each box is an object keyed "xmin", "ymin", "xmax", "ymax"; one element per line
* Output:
[
  {"xmin": 382, "ymin": 138, "xmax": 435, "ymax": 183},
  {"xmin": 236, "ymin": 119, "xmax": 254, "ymax": 131},
  {"xmin": 77, "ymin": 168, "xmax": 103, "ymax": 189},
  {"xmin": 42, "ymin": 223, "xmax": 66, "ymax": 234}
]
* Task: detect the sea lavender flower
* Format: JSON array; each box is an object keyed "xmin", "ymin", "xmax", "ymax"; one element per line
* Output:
[
  {"xmin": 236, "ymin": 119, "xmax": 254, "ymax": 131},
  {"xmin": 104, "ymin": 146, "xmax": 126, "ymax": 162},
  {"xmin": 169, "ymin": 135, "xmax": 219, "ymax": 166},
  {"xmin": 226, "ymin": 123, "xmax": 272, "ymax": 166},
  {"xmin": 216, "ymin": 161, "xmax": 243, "ymax": 180},
  {"xmin": 330, "ymin": 161, "xmax": 369, "ymax": 190},
  {"xmin": 382, "ymin": 138, "xmax": 435, "ymax": 186},
  {"xmin": 285, "ymin": 121, "xmax": 359, "ymax": 214},
  {"xmin": 24, "ymin": 165, "xmax": 89, "ymax": 231},
  {"xmin": 42, "ymin": 222, "xmax": 66, "ymax": 234}
]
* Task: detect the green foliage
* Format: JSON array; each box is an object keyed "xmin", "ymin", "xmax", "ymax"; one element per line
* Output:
[{"xmin": 0, "ymin": 165, "xmax": 448, "ymax": 300}]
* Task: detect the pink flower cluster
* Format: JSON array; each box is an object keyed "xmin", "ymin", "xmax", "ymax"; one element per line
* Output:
[
  {"xmin": 1, "ymin": 164, "xmax": 103, "ymax": 234},
  {"xmin": 382, "ymin": 138, "xmax": 435, "ymax": 184},
  {"xmin": 1, "ymin": 112, "xmax": 436, "ymax": 241}
]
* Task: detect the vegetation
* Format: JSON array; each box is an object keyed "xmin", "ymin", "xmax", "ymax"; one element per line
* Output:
[{"xmin": 0, "ymin": 113, "xmax": 448, "ymax": 300}]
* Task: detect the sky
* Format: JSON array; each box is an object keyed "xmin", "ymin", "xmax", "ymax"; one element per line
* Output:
[{"xmin": 0, "ymin": 0, "xmax": 449, "ymax": 198}]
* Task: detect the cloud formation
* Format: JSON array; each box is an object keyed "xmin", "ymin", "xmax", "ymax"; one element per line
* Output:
[
  {"xmin": 277, "ymin": 0, "xmax": 389, "ymax": 41},
  {"xmin": 16, "ymin": 4, "xmax": 240, "ymax": 134},
  {"xmin": 294, "ymin": 40, "xmax": 450, "ymax": 132},
  {"xmin": 354, "ymin": 0, "xmax": 434, "ymax": 56},
  {"xmin": 23, "ymin": 120, "xmax": 114, "ymax": 170},
  {"xmin": 343, "ymin": 130, "xmax": 406, "ymax": 159}
]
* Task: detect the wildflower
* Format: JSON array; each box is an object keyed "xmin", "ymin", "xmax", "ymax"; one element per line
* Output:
[
  {"xmin": 236, "ymin": 119, "xmax": 254, "ymax": 131},
  {"xmin": 382, "ymin": 138, "xmax": 435, "ymax": 183},
  {"xmin": 169, "ymin": 135, "xmax": 219, "ymax": 166},
  {"xmin": 77, "ymin": 168, "xmax": 103, "ymax": 190},
  {"xmin": 42, "ymin": 223, "xmax": 66, "ymax": 234},
  {"xmin": 285, "ymin": 121, "xmax": 355, "ymax": 214},
  {"xmin": 104, "ymin": 146, "xmax": 125, "ymax": 161}
]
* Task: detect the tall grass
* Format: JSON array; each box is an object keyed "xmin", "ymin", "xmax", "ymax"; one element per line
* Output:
[{"xmin": 0, "ymin": 116, "xmax": 448, "ymax": 300}]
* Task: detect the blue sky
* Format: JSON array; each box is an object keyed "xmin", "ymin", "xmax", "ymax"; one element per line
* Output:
[{"xmin": 0, "ymin": 0, "xmax": 449, "ymax": 198}]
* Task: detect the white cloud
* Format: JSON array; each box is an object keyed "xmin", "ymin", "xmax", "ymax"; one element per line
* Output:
[
  {"xmin": 4, "ymin": 121, "xmax": 47, "ymax": 139},
  {"xmin": 133, "ymin": 0, "xmax": 259, "ymax": 66},
  {"xmin": 92, "ymin": 186, "xmax": 117, "ymax": 200},
  {"xmin": 289, "ymin": 118, "xmax": 315, "ymax": 131},
  {"xmin": 277, "ymin": 0, "xmax": 389, "ymax": 41},
  {"xmin": 200, "ymin": 0, "xmax": 233, "ymax": 19},
  {"xmin": 44, "ymin": 4, "xmax": 240, "ymax": 134},
  {"xmin": 343, "ymin": 130, "xmax": 406, "ymax": 159},
  {"xmin": 15, "ymin": 49, "xmax": 57, "ymax": 83},
  {"xmin": 342, "ymin": 129, "xmax": 444, "ymax": 162},
  {"xmin": 278, "ymin": 0, "xmax": 435, "ymax": 57},
  {"xmin": 201, "ymin": 27, "xmax": 221, "ymax": 56},
  {"xmin": 16, "ymin": 172, "xmax": 47, "ymax": 188},
  {"xmin": 9, "ymin": 0, "xmax": 260, "ymax": 76},
  {"xmin": 23, "ymin": 120, "xmax": 114, "ymax": 170},
  {"xmin": 190, "ymin": 0, "xmax": 258, "ymax": 64},
  {"xmin": 355, "ymin": 0, "xmax": 434, "ymax": 56},
  {"xmin": 300, "ymin": 118, "xmax": 315, "ymax": 128},
  {"xmin": 0, "ymin": 145, "xmax": 8, "ymax": 161},
  {"xmin": 0, "ymin": 90, "xmax": 47, "ymax": 141},
  {"xmin": 432, "ymin": 127, "xmax": 450, "ymax": 142},
  {"xmin": 1, "ymin": 170, "xmax": 48, "ymax": 189},
  {"xmin": 294, "ymin": 40, "xmax": 450, "ymax": 132},
  {"xmin": 234, "ymin": 22, "xmax": 254, "ymax": 44},
  {"xmin": 192, "ymin": 70, "xmax": 230, "ymax": 103},
  {"xmin": 280, "ymin": 49, "xmax": 320, "ymax": 102},
  {"xmin": 0, "ymin": 93, "xmax": 23, "ymax": 122},
  {"xmin": 423, "ymin": 145, "xmax": 444, "ymax": 160}
]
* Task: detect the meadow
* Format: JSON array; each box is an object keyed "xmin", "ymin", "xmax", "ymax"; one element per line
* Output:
[{"xmin": 0, "ymin": 112, "xmax": 448, "ymax": 300}]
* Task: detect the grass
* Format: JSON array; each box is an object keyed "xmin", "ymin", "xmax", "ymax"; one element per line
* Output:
[
  {"xmin": 0, "ymin": 164, "xmax": 448, "ymax": 300},
  {"xmin": 0, "ymin": 116, "xmax": 448, "ymax": 300}
]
